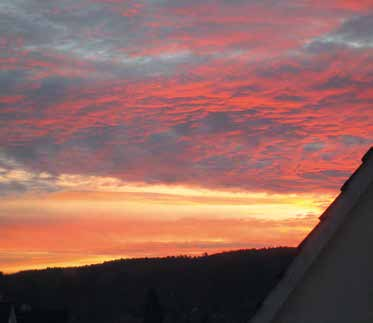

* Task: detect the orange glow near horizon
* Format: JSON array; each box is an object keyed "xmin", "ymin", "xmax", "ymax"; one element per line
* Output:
[{"xmin": 0, "ymin": 178, "xmax": 335, "ymax": 274}]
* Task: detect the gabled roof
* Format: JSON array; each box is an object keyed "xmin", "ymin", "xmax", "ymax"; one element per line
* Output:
[
  {"xmin": 249, "ymin": 146, "xmax": 373, "ymax": 323},
  {"xmin": 0, "ymin": 303, "xmax": 14, "ymax": 323}
]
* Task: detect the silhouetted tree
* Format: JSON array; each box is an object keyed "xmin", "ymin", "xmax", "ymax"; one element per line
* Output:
[
  {"xmin": 143, "ymin": 288, "xmax": 163, "ymax": 323},
  {"xmin": 0, "ymin": 271, "xmax": 4, "ymax": 299},
  {"xmin": 200, "ymin": 312, "xmax": 209, "ymax": 323}
]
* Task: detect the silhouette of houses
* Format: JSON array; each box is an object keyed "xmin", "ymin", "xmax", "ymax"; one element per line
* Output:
[
  {"xmin": 143, "ymin": 288, "xmax": 163, "ymax": 323},
  {"xmin": 16, "ymin": 307, "xmax": 69, "ymax": 323},
  {"xmin": 250, "ymin": 147, "xmax": 373, "ymax": 323},
  {"xmin": 0, "ymin": 301, "xmax": 69, "ymax": 323},
  {"xmin": 0, "ymin": 303, "xmax": 17, "ymax": 323}
]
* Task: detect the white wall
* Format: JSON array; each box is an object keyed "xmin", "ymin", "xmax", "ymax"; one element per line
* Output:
[{"xmin": 274, "ymin": 182, "xmax": 373, "ymax": 323}]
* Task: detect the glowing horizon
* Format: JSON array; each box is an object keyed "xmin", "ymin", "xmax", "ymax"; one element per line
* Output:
[{"xmin": 1, "ymin": 178, "xmax": 335, "ymax": 273}]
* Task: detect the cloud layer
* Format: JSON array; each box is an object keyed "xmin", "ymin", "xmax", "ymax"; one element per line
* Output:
[
  {"xmin": 0, "ymin": 0, "xmax": 372, "ymax": 271},
  {"xmin": 1, "ymin": 0, "xmax": 372, "ymax": 193}
]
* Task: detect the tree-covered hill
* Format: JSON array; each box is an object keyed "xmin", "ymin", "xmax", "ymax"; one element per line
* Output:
[{"xmin": 1, "ymin": 247, "xmax": 297, "ymax": 323}]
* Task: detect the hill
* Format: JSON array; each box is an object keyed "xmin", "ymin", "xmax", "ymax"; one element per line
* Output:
[{"xmin": 0, "ymin": 248, "xmax": 296, "ymax": 323}]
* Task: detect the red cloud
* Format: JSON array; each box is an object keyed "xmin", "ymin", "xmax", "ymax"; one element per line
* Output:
[{"xmin": 1, "ymin": 44, "xmax": 372, "ymax": 192}]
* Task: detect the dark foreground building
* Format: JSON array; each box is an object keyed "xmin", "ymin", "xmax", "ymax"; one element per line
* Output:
[{"xmin": 250, "ymin": 147, "xmax": 373, "ymax": 323}]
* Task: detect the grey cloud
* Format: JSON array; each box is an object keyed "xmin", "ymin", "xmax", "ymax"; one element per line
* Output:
[
  {"xmin": 4, "ymin": 126, "xmax": 132, "ymax": 176},
  {"xmin": 303, "ymin": 142, "xmax": 325, "ymax": 152},
  {"xmin": 0, "ymin": 182, "xmax": 28, "ymax": 196},
  {"xmin": 195, "ymin": 155, "xmax": 235, "ymax": 172},
  {"xmin": 315, "ymin": 91, "xmax": 373, "ymax": 108},
  {"xmin": 257, "ymin": 64, "xmax": 302, "ymax": 78},
  {"xmin": 146, "ymin": 131, "xmax": 189, "ymax": 157},
  {"xmin": 0, "ymin": 70, "xmax": 28, "ymax": 93},
  {"xmin": 65, "ymin": 126, "xmax": 129, "ymax": 151},
  {"xmin": 274, "ymin": 94, "xmax": 306, "ymax": 102},
  {"xmin": 330, "ymin": 15, "xmax": 373, "ymax": 48},
  {"xmin": 0, "ymin": 0, "xmax": 203, "ymax": 79},
  {"xmin": 172, "ymin": 122, "xmax": 195, "ymax": 136},
  {"xmin": 26, "ymin": 76, "xmax": 79, "ymax": 110},
  {"xmin": 0, "ymin": 156, "xmax": 59, "ymax": 196},
  {"xmin": 301, "ymin": 169, "xmax": 348, "ymax": 180},
  {"xmin": 341, "ymin": 135, "xmax": 370, "ymax": 146},
  {"xmin": 308, "ymin": 15, "xmax": 373, "ymax": 49},
  {"xmin": 313, "ymin": 75, "xmax": 372, "ymax": 91},
  {"xmin": 231, "ymin": 85, "xmax": 262, "ymax": 98},
  {"xmin": 3, "ymin": 136, "xmax": 59, "ymax": 172},
  {"xmin": 201, "ymin": 112, "xmax": 235, "ymax": 134}
]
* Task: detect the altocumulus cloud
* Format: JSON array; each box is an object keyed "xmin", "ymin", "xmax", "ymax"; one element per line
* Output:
[
  {"xmin": 0, "ymin": 0, "xmax": 372, "ymax": 195},
  {"xmin": 2, "ymin": 0, "xmax": 373, "ymax": 272}
]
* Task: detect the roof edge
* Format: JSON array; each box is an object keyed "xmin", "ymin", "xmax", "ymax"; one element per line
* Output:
[
  {"xmin": 362, "ymin": 147, "xmax": 373, "ymax": 163},
  {"xmin": 340, "ymin": 146, "xmax": 373, "ymax": 193},
  {"xmin": 249, "ymin": 147, "xmax": 373, "ymax": 323}
]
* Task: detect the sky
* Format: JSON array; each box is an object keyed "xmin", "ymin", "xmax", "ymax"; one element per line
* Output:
[{"xmin": 0, "ymin": 0, "xmax": 372, "ymax": 273}]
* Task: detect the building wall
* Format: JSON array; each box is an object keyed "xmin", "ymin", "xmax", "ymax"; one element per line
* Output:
[{"xmin": 274, "ymin": 182, "xmax": 373, "ymax": 323}]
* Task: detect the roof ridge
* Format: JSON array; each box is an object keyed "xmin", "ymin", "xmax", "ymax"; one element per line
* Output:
[
  {"xmin": 340, "ymin": 146, "xmax": 373, "ymax": 193},
  {"xmin": 362, "ymin": 146, "xmax": 373, "ymax": 163},
  {"xmin": 249, "ymin": 146, "xmax": 373, "ymax": 323}
]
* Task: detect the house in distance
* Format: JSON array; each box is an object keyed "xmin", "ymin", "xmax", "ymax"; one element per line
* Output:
[
  {"xmin": 0, "ymin": 303, "xmax": 17, "ymax": 323},
  {"xmin": 249, "ymin": 147, "xmax": 373, "ymax": 323}
]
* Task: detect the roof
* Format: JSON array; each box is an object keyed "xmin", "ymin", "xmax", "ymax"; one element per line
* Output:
[
  {"xmin": 0, "ymin": 303, "xmax": 14, "ymax": 323},
  {"xmin": 249, "ymin": 146, "xmax": 373, "ymax": 323}
]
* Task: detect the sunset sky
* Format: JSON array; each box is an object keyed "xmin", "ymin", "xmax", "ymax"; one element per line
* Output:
[{"xmin": 1, "ymin": 0, "xmax": 373, "ymax": 273}]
